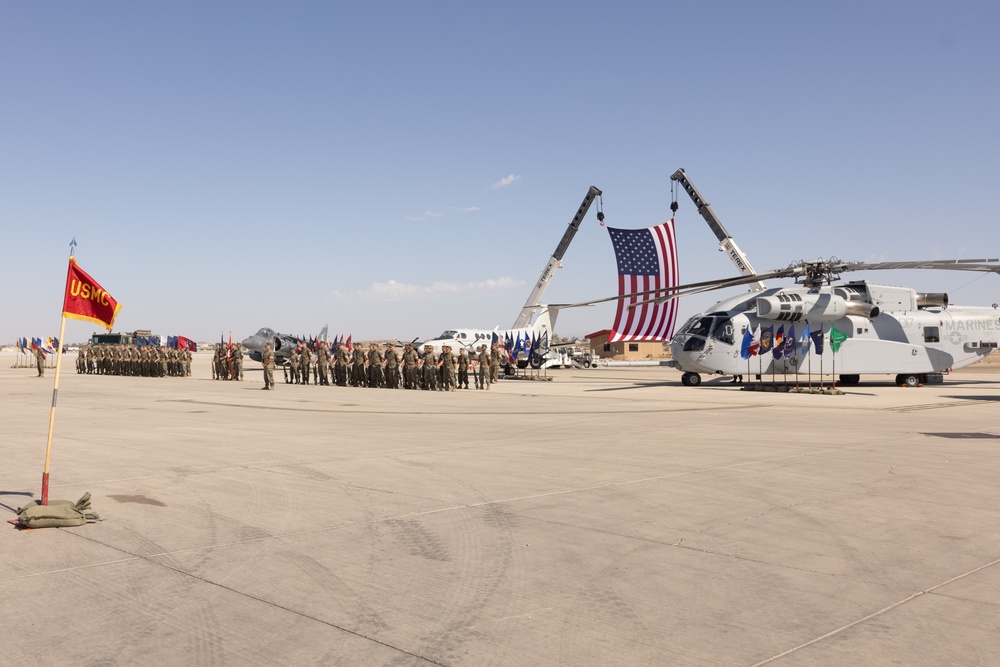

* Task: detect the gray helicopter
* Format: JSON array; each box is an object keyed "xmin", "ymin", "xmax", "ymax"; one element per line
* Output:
[{"xmin": 633, "ymin": 258, "xmax": 1000, "ymax": 386}]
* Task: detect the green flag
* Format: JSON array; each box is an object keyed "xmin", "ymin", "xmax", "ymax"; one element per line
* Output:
[{"xmin": 830, "ymin": 324, "xmax": 848, "ymax": 353}]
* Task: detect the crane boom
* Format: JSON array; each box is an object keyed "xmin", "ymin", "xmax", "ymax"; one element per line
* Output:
[
  {"xmin": 512, "ymin": 186, "xmax": 603, "ymax": 328},
  {"xmin": 670, "ymin": 169, "xmax": 766, "ymax": 292}
]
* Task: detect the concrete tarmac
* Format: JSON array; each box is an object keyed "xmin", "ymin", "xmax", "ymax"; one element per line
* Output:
[{"xmin": 2, "ymin": 352, "xmax": 999, "ymax": 666}]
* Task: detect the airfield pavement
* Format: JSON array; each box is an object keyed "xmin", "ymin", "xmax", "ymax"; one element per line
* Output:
[{"xmin": 2, "ymin": 350, "xmax": 999, "ymax": 666}]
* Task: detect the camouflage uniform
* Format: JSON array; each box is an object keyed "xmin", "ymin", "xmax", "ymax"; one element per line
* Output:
[
  {"xmin": 300, "ymin": 345, "xmax": 312, "ymax": 385},
  {"xmin": 232, "ymin": 345, "xmax": 243, "ymax": 380},
  {"xmin": 420, "ymin": 346, "xmax": 438, "ymax": 390},
  {"xmin": 34, "ymin": 347, "xmax": 45, "ymax": 377},
  {"xmin": 334, "ymin": 345, "xmax": 349, "ymax": 386},
  {"xmin": 402, "ymin": 345, "xmax": 419, "ymax": 389},
  {"xmin": 383, "ymin": 345, "xmax": 400, "ymax": 389},
  {"xmin": 490, "ymin": 344, "xmax": 501, "ymax": 383},
  {"xmin": 476, "ymin": 346, "xmax": 491, "ymax": 390},
  {"xmin": 439, "ymin": 346, "xmax": 456, "ymax": 392},
  {"xmin": 351, "ymin": 347, "xmax": 366, "ymax": 387},
  {"xmin": 457, "ymin": 349, "xmax": 469, "ymax": 389},
  {"xmin": 289, "ymin": 349, "xmax": 301, "ymax": 384},
  {"xmin": 262, "ymin": 343, "xmax": 275, "ymax": 390},
  {"xmin": 316, "ymin": 343, "xmax": 330, "ymax": 386},
  {"xmin": 367, "ymin": 344, "xmax": 384, "ymax": 388}
]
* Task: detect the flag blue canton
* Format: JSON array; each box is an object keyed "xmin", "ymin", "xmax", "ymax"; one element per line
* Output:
[{"xmin": 609, "ymin": 228, "xmax": 660, "ymax": 276}]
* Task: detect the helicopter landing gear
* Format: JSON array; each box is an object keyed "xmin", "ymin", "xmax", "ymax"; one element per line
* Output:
[
  {"xmin": 838, "ymin": 374, "xmax": 860, "ymax": 385},
  {"xmin": 681, "ymin": 372, "xmax": 702, "ymax": 387},
  {"xmin": 896, "ymin": 373, "xmax": 921, "ymax": 387}
]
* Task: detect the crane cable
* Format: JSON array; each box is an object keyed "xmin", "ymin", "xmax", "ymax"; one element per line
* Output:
[
  {"xmin": 670, "ymin": 177, "xmax": 679, "ymax": 217},
  {"xmin": 597, "ymin": 193, "xmax": 605, "ymax": 226}
]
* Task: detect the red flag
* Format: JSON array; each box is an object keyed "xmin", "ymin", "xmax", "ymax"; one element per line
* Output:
[
  {"xmin": 346, "ymin": 334, "xmax": 352, "ymax": 351},
  {"xmin": 62, "ymin": 258, "xmax": 121, "ymax": 331}
]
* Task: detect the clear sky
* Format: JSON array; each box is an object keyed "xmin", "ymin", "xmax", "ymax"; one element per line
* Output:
[{"xmin": 4, "ymin": 2, "xmax": 999, "ymax": 346}]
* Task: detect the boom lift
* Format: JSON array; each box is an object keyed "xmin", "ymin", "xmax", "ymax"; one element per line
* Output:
[{"xmin": 670, "ymin": 168, "xmax": 766, "ymax": 292}]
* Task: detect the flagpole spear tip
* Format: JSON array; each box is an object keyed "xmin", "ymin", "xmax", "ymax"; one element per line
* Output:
[{"xmin": 69, "ymin": 238, "xmax": 77, "ymax": 257}]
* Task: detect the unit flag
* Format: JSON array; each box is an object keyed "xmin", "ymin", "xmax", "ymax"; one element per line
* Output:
[{"xmin": 62, "ymin": 258, "xmax": 122, "ymax": 332}]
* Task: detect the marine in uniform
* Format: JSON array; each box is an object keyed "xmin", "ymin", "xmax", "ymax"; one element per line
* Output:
[
  {"xmin": 316, "ymin": 342, "xmax": 330, "ymax": 386},
  {"xmin": 439, "ymin": 345, "xmax": 456, "ymax": 392},
  {"xmin": 476, "ymin": 345, "xmax": 491, "ymax": 390},
  {"xmin": 420, "ymin": 345, "xmax": 438, "ymax": 390},
  {"xmin": 35, "ymin": 346, "xmax": 46, "ymax": 377},
  {"xmin": 300, "ymin": 344, "xmax": 312, "ymax": 385},
  {"xmin": 383, "ymin": 343, "xmax": 400, "ymax": 389},
  {"xmin": 457, "ymin": 348, "xmax": 469, "ymax": 389},
  {"xmin": 334, "ymin": 344, "xmax": 349, "ymax": 386},
  {"xmin": 262, "ymin": 343, "xmax": 275, "ymax": 390},
  {"xmin": 351, "ymin": 346, "xmax": 367, "ymax": 387},
  {"xmin": 289, "ymin": 348, "xmax": 301, "ymax": 384},
  {"xmin": 232, "ymin": 345, "xmax": 243, "ymax": 380},
  {"xmin": 402, "ymin": 344, "xmax": 419, "ymax": 389},
  {"xmin": 367, "ymin": 343, "xmax": 384, "ymax": 388},
  {"xmin": 490, "ymin": 344, "xmax": 501, "ymax": 383}
]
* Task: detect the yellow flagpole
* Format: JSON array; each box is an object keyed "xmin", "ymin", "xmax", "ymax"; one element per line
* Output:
[
  {"xmin": 41, "ymin": 314, "xmax": 69, "ymax": 506},
  {"xmin": 42, "ymin": 239, "xmax": 79, "ymax": 506}
]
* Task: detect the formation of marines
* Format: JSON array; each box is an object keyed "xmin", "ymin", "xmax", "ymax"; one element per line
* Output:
[
  {"xmin": 75, "ymin": 343, "xmax": 192, "ymax": 377},
  {"xmin": 275, "ymin": 341, "xmax": 507, "ymax": 391}
]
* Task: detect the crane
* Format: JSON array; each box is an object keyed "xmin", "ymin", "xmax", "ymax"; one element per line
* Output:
[
  {"xmin": 511, "ymin": 186, "xmax": 603, "ymax": 328},
  {"xmin": 670, "ymin": 168, "xmax": 766, "ymax": 292}
]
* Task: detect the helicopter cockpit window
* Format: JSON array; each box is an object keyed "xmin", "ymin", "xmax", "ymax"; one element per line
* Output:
[
  {"xmin": 711, "ymin": 318, "xmax": 735, "ymax": 345},
  {"xmin": 680, "ymin": 316, "xmax": 717, "ymax": 351},
  {"xmin": 684, "ymin": 317, "xmax": 714, "ymax": 338}
]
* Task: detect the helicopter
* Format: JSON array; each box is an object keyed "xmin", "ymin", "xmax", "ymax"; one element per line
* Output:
[{"xmin": 621, "ymin": 257, "xmax": 1000, "ymax": 387}]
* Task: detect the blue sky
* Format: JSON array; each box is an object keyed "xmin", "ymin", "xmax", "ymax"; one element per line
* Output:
[{"xmin": 3, "ymin": 2, "xmax": 999, "ymax": 345}]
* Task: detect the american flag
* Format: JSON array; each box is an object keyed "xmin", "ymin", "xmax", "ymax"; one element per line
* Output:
[{"xmin": 607, "ymin": 220, "xmax": 679, "ymax": 342}]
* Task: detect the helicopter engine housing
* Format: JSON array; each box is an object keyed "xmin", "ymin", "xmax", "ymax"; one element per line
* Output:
[
  {"xmin": 916, "ymin": 292, "xmax": 949, "ymax": 309},
  {"xmin": 755, "ymin": 292, "xmax": 879, "ymax": 322}
]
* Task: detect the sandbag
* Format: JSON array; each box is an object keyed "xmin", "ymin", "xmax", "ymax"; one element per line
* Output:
[{"xmin": 16, "ymin": 493, "xmax": 100, "ymax": 528}]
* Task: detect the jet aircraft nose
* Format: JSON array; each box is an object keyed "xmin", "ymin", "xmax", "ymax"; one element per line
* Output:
[{"xmin": 242, "ymin": 335, "xmax": 264, "ymax": 349}]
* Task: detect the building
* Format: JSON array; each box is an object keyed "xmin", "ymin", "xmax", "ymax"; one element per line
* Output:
[{"xmin": 585, "ymin": 330, "xmax": 667, "ymax": 360}]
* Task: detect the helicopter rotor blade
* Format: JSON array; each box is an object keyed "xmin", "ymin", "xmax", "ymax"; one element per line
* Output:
[
  {"xmin": 557, "ymin": 259, "xmax": 1000, "ymax": 312},
  {"xmin": 839, "ymin": 259, "xmax": 1000, "ymax": 274},
  {"xmin": 555, "ymin": 267, "xmax": 798, "ymax": 310},
  {"xmin": 627, "ymin": 268, "xmax": 804, "ymax": 309}
]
